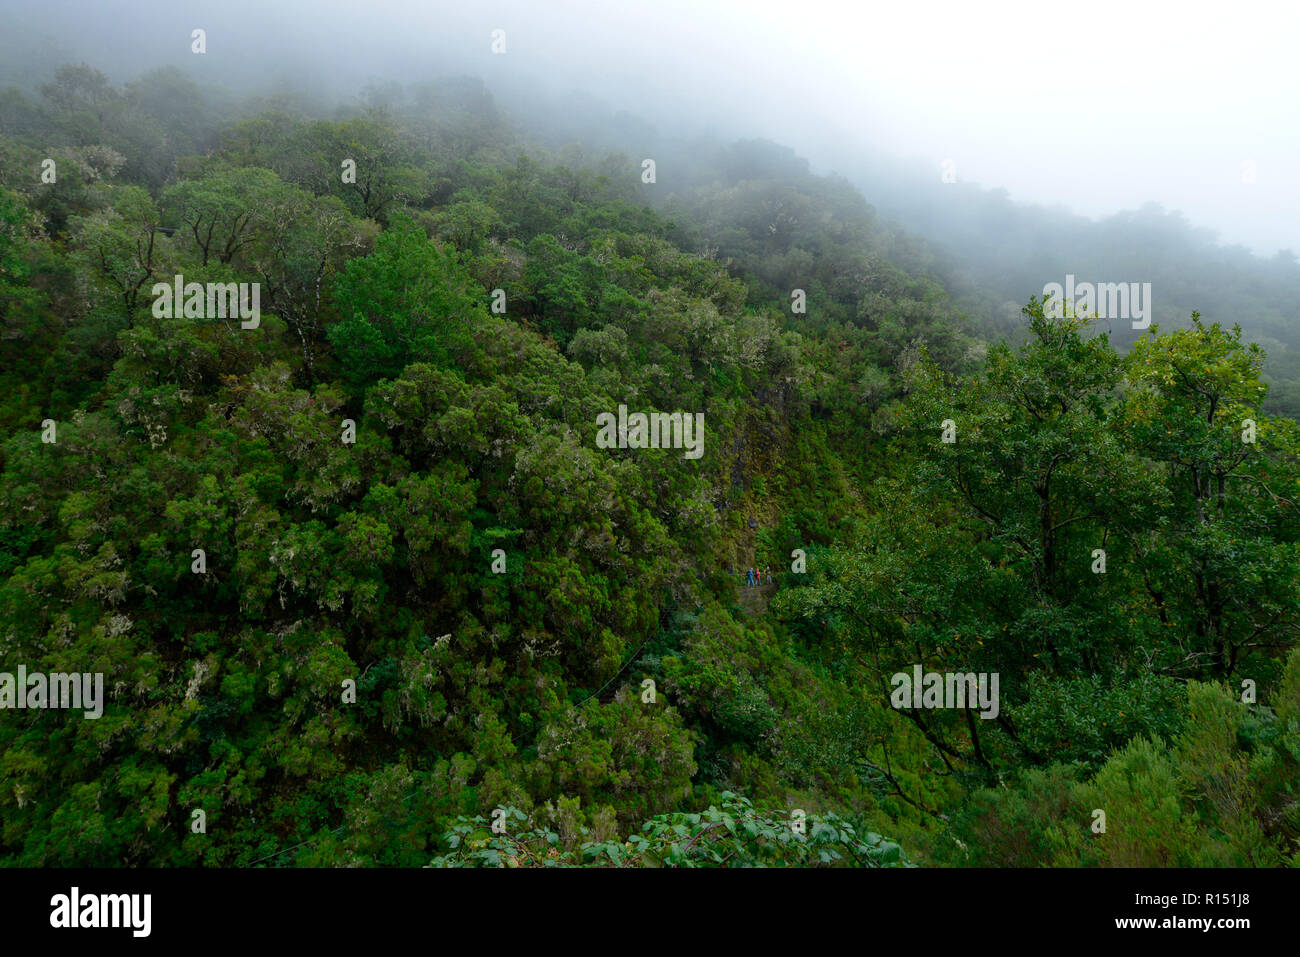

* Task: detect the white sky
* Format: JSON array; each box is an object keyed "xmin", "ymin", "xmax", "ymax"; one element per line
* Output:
[{"xmin": 452, "ymin": 0, "xmax": 1300, "ymax": 253}]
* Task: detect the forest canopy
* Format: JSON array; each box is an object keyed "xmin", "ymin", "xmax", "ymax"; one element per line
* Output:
[{"xmin": 0, "ymin": 64, "xmax": 1298, "ymax": 868}]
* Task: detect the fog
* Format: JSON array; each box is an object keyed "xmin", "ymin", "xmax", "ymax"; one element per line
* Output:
[{"xmin": 3, "ymin": 0, "xmax": 1297, "ymax": 255}]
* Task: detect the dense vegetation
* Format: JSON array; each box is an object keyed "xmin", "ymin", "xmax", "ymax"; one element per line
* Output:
[
  {"xmin": 509, "ymin": 95, "xmax": 1300, "ymax": 418},
  {"xmin": 1, "ymin": 65, "xmax": 1298, "ymax": 867}
]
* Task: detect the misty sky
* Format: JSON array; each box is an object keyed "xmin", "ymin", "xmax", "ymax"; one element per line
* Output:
[{"xmin": 7, "ymin": 0, "xmax": 1298, "ymax": 255}]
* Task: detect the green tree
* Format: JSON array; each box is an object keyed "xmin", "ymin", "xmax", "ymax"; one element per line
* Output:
[{"xmin": 327, "ymin": 215, "xmax": 483, "ymax": 385}]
